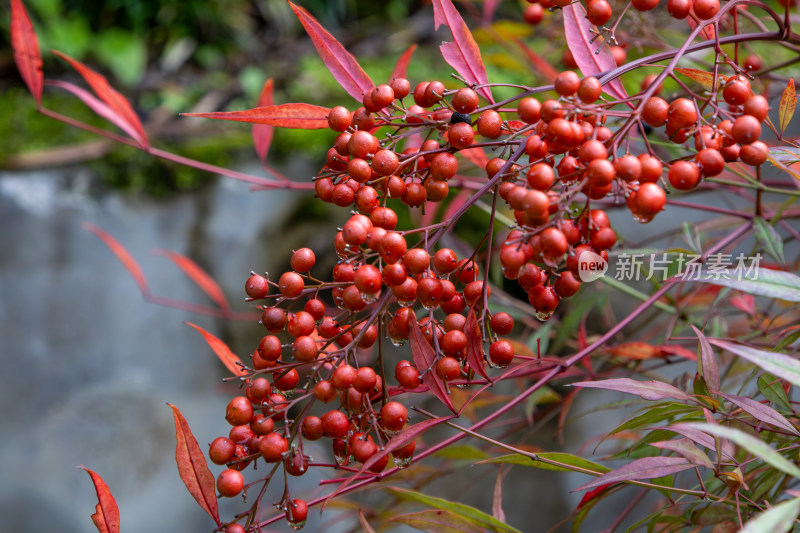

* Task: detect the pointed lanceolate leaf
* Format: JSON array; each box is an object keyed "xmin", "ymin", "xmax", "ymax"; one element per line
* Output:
[
  {"xmin": 289, "ymin": 2, "xmax": 374, "ymax": 102},
  {"xmin": 410, "ymin": 318, "xmax": 456, "ymax": 412},
  {"xmin": 740, "ymin": 497, "xmax": 800, "ymax": 533},
  {"xmin": 153, "ymin": 249, "xmax": 229, "ymax": 312},
  {"xmin": 753, "ymin": 217, "xmax": 786, "ymax": 266},
  {"xmin": 710, "ymin": 339, "xmax": 800, "ymax": 389},
  {"xmin": 389, "ymin": 509, "xmax": 486, "ymax": 533},
  {"xmin": 649, "ymin": 438, "xmax": 714, "ymax": 469},
  {"xmin": 682, "ymin": 267, "xmax": 800, "ymax": 302},
  {"xmin": 10, "ymin": 0, "xmax": 43, "ymax": 105},
  {"xmin": 386, "ymin": 487, "xmax": 522, "ymax": 533},
  {"xmin": 779, "ymin": 78, "xmax": 796, "ymax": 136},
  {"xmin": 676, "ymin": 423, "xmax": 800, "ymax": 479},
  {"xmin": 674, "ymin": 68, "xmax": 720, "ymax": 92},
  {"xmin": 481, "ymin": 452, "xmax": 610, "ymax": 474},
  {"xmin": 168, "ymin": 404, "xmax": 221, "ymax": 526},
  {"xmin": 253, "ymin": 78, "xmax": 274, "ymax": 164},
  {"xmin": 83, "ymin": 223, "xmax": 149, "ymax": 295},
  {"xmin": 390, "ymin": 44, "xmax": 417, "ymax": 82},
  {"xmin": 432, "ymin": 0, "xmax": 494, "ymax": 103},
  {"xmin": 717, "ymin": 392, "xmax": 800, "ymax": 436},
  {"xmin": 52, "ymin": 50, "xmax": 148, "ymax": 148},
  {"xmin": 80, "ymin": 467, "xmax": 120, "ymax": 533},
  {"xmin": 570, "ymin": 378, "xmax": 694, "ymax": 403},
  {"xmin": 464, "ymin": 308, "xmax": 490, "ymax": 381},
  {"xmin": 186, "ymin": 322, "xmax": 246, "ymax": 376},
  {"xmin": 183, "ymin": 103, "xmax": 331, "ymax": 129},
  {"xmin": 562, "ymin": 3, "xmax": 627, "ymax": 102},
  {"xmin": 47, "ymin": 80, "xmax": 149, "ymax": 147},
  {"xmin": 691, "ymin": 325, "xmax": 720, "ymax": 393},
  {"xmin": 572, "ymin": 456, "xmax": 696, "ymax": 492}
]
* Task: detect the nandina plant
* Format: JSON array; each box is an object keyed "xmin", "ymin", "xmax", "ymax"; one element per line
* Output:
[{"xmin": 10, "ymin": 0, "xmax": 800, "ymax": 530}]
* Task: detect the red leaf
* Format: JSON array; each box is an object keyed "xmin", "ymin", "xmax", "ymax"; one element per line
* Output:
[
  {"xmin": 83, "ymin": 223, "xmax": 149, "ymax": 295},
  {"xmin": 391, "ymin": 44, "xmax": 417, "ymax": 82},
  {"xmin": 570, "ymin": 377, "xmax": 694, "ymax": 402},
  {"xmin": 253, "ymin": 78, "xmax": 275, "ymax": 164},
  {"xmin": 691, "ymin": 325, "xmax": 720, "ymax": 393},
  {"xmin": 168, "ymin": 404, "xmax": 222, "ymax": 526},
  {"xmin": 80, "ymin": 466, "xmax": 120, "ymax": 533},
  {"xmin": 432, "ymin": 0, "xmax": 494, "ymax": 104},
  {"xmin": 729, "ymin": 292, "xmax": 755, "ymax": 314},
  {"xmin": 153, "ymin": 249, "xmax": 229, "ymax": 312},
  {"xmin": 186, "ymin": 322, "xmax": 247, "ymax": 376},
  {"xmin": 573, "ymin": 456, "xmax": 696, "ymax": 492},
  {"xmin": 717, "ymin": 392, "xmax": 800, "ymax": 436},
  {"xmin": 10, "ymin": 0, "xmax": 43, "ymax": 105},
  {"xmin": 325, "ymin": 416, "xmax": 454, "ymax": 507},
  {"xmin": 483, "ymin": 0, "xmax": 502, "ymax": 24},
  {"xmin": 512, "ymin": 37, "xmax": 558, "ymax": 84},
  {"xmin": 779, "ymin": 78, "xmax": 796, "ymax": 136},
  {"xmin": 562, "ymin": 3, "xmax": 627, "ymax": 102},
  {"xmin": 46, "ymin": 80, "xmax": 148, "ymax": 146},
  {"xmin": 459, "ymin": 146, "xmax": 489, "ymax": 169},
  {"xmin": 183, "ymin": 103, "xmax": 331, "ymax": 129},
  {"xmin": 464, "ymin": 308, "xmax": 490, "ymax": 381},
  {"xmin": 52, "ymin": 50, "xmax": 148, "ymax": 148},
  {"xmin": 410, "ymin": 318, "xmax": 456, "ymax": 412},
  {"xmin": 577, "ymin": 482, "xmax": 613, "ymax": 509},
  {"xmin": 289, "ymin": 2, "xmax": 374, "ymax": 102}
]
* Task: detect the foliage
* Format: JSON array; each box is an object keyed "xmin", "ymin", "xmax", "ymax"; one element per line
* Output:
[{"xmin": 9, "ymin": 0, "xmax": 800, "ymax": 531}]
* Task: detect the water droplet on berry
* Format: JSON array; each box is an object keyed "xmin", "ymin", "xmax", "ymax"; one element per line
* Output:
[
  {"xmin": 389, "ymin": 336, "xmax": 407, "ymax": 347},
  {"xmin": 535, "ymin": 310, "xmax": 553, "ymax": 321},
  {"xmin": 360, "ymin": 291, "xmax": 378, "ymax": 304},
  {"xmin": 287, "ymin": 520, "xmax": 306, "ymax": 530}
]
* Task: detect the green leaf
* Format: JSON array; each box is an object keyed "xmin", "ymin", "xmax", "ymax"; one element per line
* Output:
[
  {"xmin": 606, "ymin": 403, "xmax": 699, "ymax": 437},
  {"xmin": 712, "ymin": 339, "xmax": 800, "ymax": 390},
  {"xmin": 740, "ymin": 497, "xmax": 800, "ymax": 533},
  {"xmin": 434, "ymin": 445, "xmax": 490, "ymax": 461},
  {"xmin": 527, "ymin": 321, "xmax": 552, "ymax": 356},
  {"xmin": 758, "ymin": 374, "xmax": 793, "ymax": 412},
  {"xmin": 677, "ymin": 423, "xmax": 800, "ymax": 479},
  {"xmin": 480, "ymin": 452, "xmax": 610, "ymax": 474},
  {"xmin": 525, "ymin": 386, "xmax": 561, "ymax": 422},
  {"xmin": 684, "ymin": 268, "xmax": 800, "ymax": 302},
  {"xmin": 753, "ymin": 217, "xmax": 786, "ymax": 266},
  {"xmin": 389, "ymin": 509, "xmax": 486, "ymax": 533},
  {"xmin": 92, "ymin": 29, "xmax": 147, "ymax": 87},
  {"xmin": 385, "ymin": 487, "xmax": 522, "ymax": 533}
]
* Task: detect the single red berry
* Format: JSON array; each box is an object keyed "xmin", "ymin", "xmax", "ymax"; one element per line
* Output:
[
  {"xmin": 209, "ymin": 437, "xmax": 237, "ymax": 465},
  {"xmin": 577, "ymin": 76, "xmax": 602, "ymax": 104},
  {"xmin": 278, "ymin": 271, "xmax": 304, "ymax": 298},
  {"xmin": 226, "ymin": 396, "xmax": 254, "ymax": 426},
  {"xmin": 489, "ymin": 340, "xmax": 515, "ymax": 366},
  {"xmin": 523, "ymin": 3, "xmax": 544, "ymax": 24},
  {"xmin": 448, "ymin": 122, "xmax": 475, "ymax": 149},
  {"xmin": 555, "ymin": 70, "xmax": 581, "ymax": 96},
  {"xmin": 693, "ymin": 0, "xmax": 720, "ymax": 20},
  {"xmin": 490, "ymin": 312, "xmax": 515, "ymax": 335},
  {"xmin": 668, "ymin": 160, "xmax": 702, "ymax": 190},
  {"xmin": 259, "ymin": 432, "xmax": 288, "ymax": 463},
  {"xmin": 287, "ymin": 499, "xmax": 308, "ymax": 525},
  {"xmin": 390, "ymin": 77, "xmax": 411, "ymax": 99},
  {"xmin": 313, "ymin": 380, "xmax": 337, "ymax": 403},
  {"xmin": 476, "ymin": 110, "xmax": 503, "ymax": 138},
  {"xmin": 322, "ymin": 409, "xmax": 350, "ymax": 438},
  {"xmin": 381, "ymin": 401, "xmax": 408, "ymax": 431},
  {"xmin": 667, "ymin": 0, "xmax": 691, "ymax": 17},
  {"xmin": 452, "ymin": 88, "xmax": 480, "ymax": 113},
  {"xmin": 436, "ymin": 356, "xmax": 461, "ymax": 381},
  {"xmin": 732, "ymin": 114, "xmax": 762, "ymax": 145},
  {"xmin": 245, "ymin": 274, "xmax": 269, "ymax": 299},
  {"xmin": 586, "ymin": 0, "xmax": 612, "ymax": 25},
  {"xmin": 217, "ymin": 469, "xmax": 244, "ymax": 497},
  {"xmin": 327, "ymin": 106, "xmax": 351, "ymax": 132},
  {"xmin": 302, "ymin": 415, "xmax": 324, "ymax": 441}
]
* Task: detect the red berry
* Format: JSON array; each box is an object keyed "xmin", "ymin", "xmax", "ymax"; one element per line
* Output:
[
  {"xmin": 245, "ymin": 274, "xmax": 269, "ymax": 299},
  {"xmin": 381, "ymin": 401, "xmax": 408, "ymax": 431},
  {"xmin": 217, "ymin": 469, "xmax": 244, "ymax": 497},
  {"xmin": 209, "ymin": 437, "xmax": 236, "ymax": 465},
  {"xmin": 489, "ymin": 340, "xmax": 515, "ymax": 366}
]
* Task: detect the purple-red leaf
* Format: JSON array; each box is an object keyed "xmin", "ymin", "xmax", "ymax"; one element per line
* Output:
[
  {"xmin": 717, "ymin": 392, "xmax": 800, "ymax": 436},
  {"xmin": 573, "ymin": 456, "xmax": 696, "ymax": 492},
  {"xmin": 649, "ymin": 438, "xmax": 714, "ymax": 469},
  {"xmin": 83, "ymin": 223, "xmax": 149, "ymax": 295},
  {"xmin": 253, "ymin": 78, "xmax": 274, "ymax": 164},
  {"xmin": 152, "ymin": 249, "xmax": 229, "ymax": 312},
  {"xmin": 512, "ymin": 37, "xmax": 559, "ymax": 84},
  {"xmin": 410, "ymin": 318, "xmax": 456, "ymax": 412},
  {"xmin": 465, "ymin": 308, "xmax": 490, "ymax": 381},
  {"xmin": 183, "ymin": 103, "xmax": 331, "ymax": 129},
  {"xmin": 691, "ymin": 325, "xmax": 720, "ymax": 393},
  {"xmin": 656, "ymin": 424, "xmax": 735, "ymax": 459},
  {"xmin": 779, "ymin": 78, "xmax": 796, "ymax": 136},
  {"xmin": 289, "ymin": 2, "xmax": 374, "ymax": 102},
  {"xmin": 168, "ymin": 404, "xmax": 222, "ymax": 527},
  {"xmin": 186, "ymin": 322, "xmax": 247, "ymax": 376},
  {"xmin": 432, "ymin": 0, "xmax": 494, "ymax": 104},
  {"xmin": 80, "ymin": 466, "xmax": 120, "ymax": 533},
  {"xmin": 10, "ymin": 0, "xmax": 43, "ymax": 105},
  {"xmin": 52, "ymin": 50, "xmax": 148, "ymax": 148},
  {"xmin": 570, "ymin": 378, "xmax": 694, "ymax": 402},
  {"xmin": 391, "ymin": 44, "xmax": 417, "ymax": 83},
  {"xmin": 562, "ymin": 3, "xmax": 627, "ymax": 102},
  {"xmin": 47, "ymin": 80, "xmax": 149, "ymax": 146},
  {"xmin": 326, "ymin": 416, "xmax": 454, "ymax": 505}
]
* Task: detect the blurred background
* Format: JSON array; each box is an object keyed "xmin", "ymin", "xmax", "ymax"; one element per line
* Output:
[{"xmin": 1, "ymin": 0, "xmax": 795, "ymax": 531}]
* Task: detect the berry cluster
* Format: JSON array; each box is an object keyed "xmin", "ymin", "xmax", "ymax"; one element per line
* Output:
[{"xmin": 206, "ymin": 4, "xmax": 774, "ymax": 530}]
